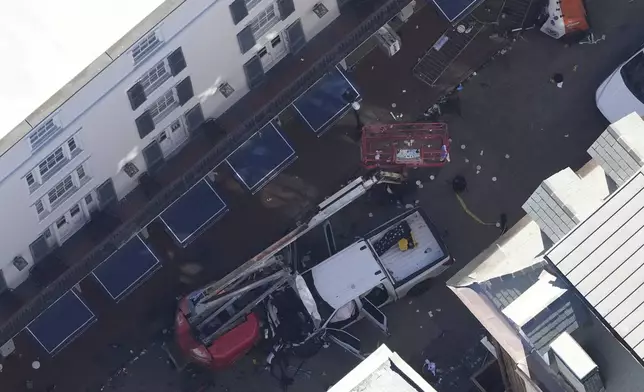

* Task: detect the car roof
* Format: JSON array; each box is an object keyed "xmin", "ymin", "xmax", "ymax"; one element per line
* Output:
[{"xmin": 311, "ymin": 240, "xmax": 385, "ymax": 309}]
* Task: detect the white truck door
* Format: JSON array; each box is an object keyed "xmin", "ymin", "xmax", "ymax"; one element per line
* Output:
[
  {"xmin": 359, "ymin": 297, "xmax": 390, "ymax": 335},
  {"xmin": 326, "ymin": 328, "xmax": 366, "ymax": 360}
]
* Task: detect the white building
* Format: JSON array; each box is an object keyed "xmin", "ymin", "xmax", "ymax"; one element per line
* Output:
[{"xmin": 0, "ymin": 0, "xmax": 342, "ymax": 290}]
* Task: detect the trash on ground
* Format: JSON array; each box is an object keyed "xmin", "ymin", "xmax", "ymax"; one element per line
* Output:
[
  {"xmin": 391, "ymin": 103, "xmax": 397, "ymax": 108},
  {"xmin": 564, "ymin": 134, "xmax": 569, "ymax": 138},
  {"xmin": 465, "ymin": 158, "xmax": 469, "ymax": 163},
  {"xmin": 492, "ymin": 177, "xmax": 497, "ymax": 182},
  {"xmin": 476, "ymin": 165, "xmax": 482, "ymax": 170},
  {"xmin": 368, "ymin": 212, "xmax": 374, "ymax": 218},
  {"xmin": 505, "ymin": 154, "xmax": 510, "ymax": 159},
  {"xmin": 424, "ymin": 360, "xmax": 437, "ymax": 376},
  {"xmin": 480, "ymin": 150, "xmax": 484, "ymax": 156},
  {"xmin": 428, "ymin": 311, "xmax": 434, "ymax": 318},
  {"xmin": 461, "ymin": 144, "xmax": 466, "ymax": 150},
  {"xmin": 429, "ymin": 175, "xmax": 435, "ymax": 180}
]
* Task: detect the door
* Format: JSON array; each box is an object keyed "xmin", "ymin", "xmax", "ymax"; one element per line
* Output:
[
  {"xmin": 258, "ymin": 33, "xmax": 289, "ymax": 71},
  {"xmin": 359, "ymin": 297, "xmax": 389, "ymax": 335},
  {"xmin": 55, "ymin": 203, "xmax": 88, "ymax": 243},
  {"xmin": 158, "ymin": 118, "xmax": 188, "ymax": 158},
  {"xmin": 326, "ymin": 328, "xmax": 365, "ymax": 360},
  {"xmin": 84, "ymin": 192, "xmax": 98, "ymax": 214}
]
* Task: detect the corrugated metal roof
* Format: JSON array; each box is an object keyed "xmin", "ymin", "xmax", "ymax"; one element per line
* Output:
[{"xmin": 546, "ymin": 171, "xmax": 644, "ymax": 360}]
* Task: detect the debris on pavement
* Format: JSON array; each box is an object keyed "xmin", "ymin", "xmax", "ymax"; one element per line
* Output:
[
  {"xmin": 479, "ymin": 150, "xmax": 484, "ymax": 156},
  {"xmin": 460, "ymin": 144, "xmax": 466, "ymax": 150},
  {"xmin": 564, "ymin": 134, "xmax": 569, "ymax": 138},
  {"xmin": 476, "ymin": 165, "xmax": 481, "ymax": 171},
  {"xmin": 429, "ymin": 175, "xmax": 435, "ymax": 180},
  {"xmin": 505, "ymin": 154, "xmax": 510, "ymax": 159},
  {"xmin": 368, "ymin": 212, "xmax": 374, "ymax": 218},
  {"xmin": 465, "ymin": 158, "xmax": 469, "ymax": 163},
  {"xmin": 492, "ymin": 177, "xmax": 497, "ymax": 182},
  {"xmin": 423, "ymin": 360, "xmax": 437, "ymax": 376},
  {"xmin": 551, "ymin": 73, "xmax": 564, "ymax": 88},
  {"xmin": 391, "ymin": 103, "xmax": 397, "ymax": 108},
  {"xmin": 428, "ymin": 311, "xmax": 434, "ymax": 318}
]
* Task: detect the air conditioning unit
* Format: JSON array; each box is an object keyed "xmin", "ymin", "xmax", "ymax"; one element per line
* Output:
[
  {"xmin": 398, "ymin": 1, "xmax": 416, "ymax": 22},
  {"xmin": 375, "ymin": 24, "xmax": 401, "ymax": 57},
  {"xmin": 549, "ymin": 332, "xmax": 605, "ymax": 392}
]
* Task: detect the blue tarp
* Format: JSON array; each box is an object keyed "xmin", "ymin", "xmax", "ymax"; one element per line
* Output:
[
  {"xmin": 160, "ymin": 180, "xmax": 227, "ymax": 245},
  {"xmin": 27, "ymin": 291, "xmax": 95, "ymax": 354},
  {"xmin": 93, "ymin": 236, "xmax": 161, "ymax": 300},
  {"xmin": 431, "ymin": 0, "xmax": 479, "ymax": 22},
  {"xmin": 293, "ymin": 67, "xmax": 360, "ymax": 134},
  {"xmin": 227, "ymin": 122, "xmax": 296, "ymax": 192}
]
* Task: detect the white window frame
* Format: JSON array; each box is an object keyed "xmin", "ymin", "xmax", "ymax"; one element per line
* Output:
[
  {"xmin": 139, "ymin": 60, "xmax": 171, "ymax": 95},
  {"xmin": 67, "ymin": 137, "xmax": 78, "ymax": 154},
  {"xmin": 38, "ymin": 147, "xmax": 66, "ymax": 178},
  {"xmin": 245, "ymin": 0, "xmax": 263, "ymax": 11},
  {"xmin": 250, "ymin": 4, "xmax": 279, "ymax": 39},
  {"xmin": 28, "ymin": 117, "xmax": 62, "ymax": 151},
  {"xmin": 47, "ymin": 175, "xmax": 75, "ymax": 206},
  {"xmin": 149, "ymin": 89, "xmax": 178, "ymax": 124},
  {"xmin": 25, "ymin": 172, "xmax": 36, "ymax": 187},
  {"xmin": 35, "ymin": 200, "xmax": 45, "ymax": 215},
  {"xmin": 131, "ymin": 31, "xmax": 162, "ymax": 64}
]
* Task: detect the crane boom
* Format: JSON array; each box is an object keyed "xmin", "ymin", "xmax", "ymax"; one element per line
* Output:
[{"xmin": 186, "ymin": 170, "xmax": 402, "ymax": 321}]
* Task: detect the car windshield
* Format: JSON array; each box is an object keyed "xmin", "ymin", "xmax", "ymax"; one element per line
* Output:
[{"xmin": 621, "ymin": 51, "xmax": 644, "ymax": 103}]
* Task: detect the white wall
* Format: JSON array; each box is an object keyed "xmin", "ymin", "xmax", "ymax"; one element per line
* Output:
[{"xmin": 0, "ymin": 0, "xmax": 341, "ymax": 288}]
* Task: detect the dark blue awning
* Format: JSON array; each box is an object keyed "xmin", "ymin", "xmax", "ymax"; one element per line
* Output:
[
  {"xmin": 226, "ymin": 122, "xmax": 296, "ymax": 193},
  {"xmin": 431, "ymin": 0, "xmax": 480, "ymax": 22},
  {"xmin": 160, "ymin": 180, "xmax": 227, "ymax": 245},
  {"xmin": 92, "ymin": 236, "xmax": 161, "ymax": 300},
  {"xmin": 27, "ymin": 291, "xmax": 95, "ymax": 354},
  {"xmin": 293, "ymin": 66, "xmax": 360, "ymax": 135}
]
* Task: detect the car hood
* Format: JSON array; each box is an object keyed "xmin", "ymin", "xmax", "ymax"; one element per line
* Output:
[{"xmin": 596, "ymin": 68, "xmax": 644, "ymax": 123}]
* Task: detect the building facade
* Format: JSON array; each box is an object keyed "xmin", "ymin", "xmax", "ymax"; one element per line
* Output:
[{"xmin": 0, "ymin": 0, "xmax": 342, "ymax": 290}]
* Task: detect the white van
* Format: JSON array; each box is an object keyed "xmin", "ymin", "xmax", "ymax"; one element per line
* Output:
[{"xmin": 596, "ymin": 48, "xmax": 644, "ymax": 123}]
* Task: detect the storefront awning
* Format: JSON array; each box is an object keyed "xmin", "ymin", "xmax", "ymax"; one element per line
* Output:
[
  {"xmin": 26, "ymin": 291, "xmax": 95, "ymax": 354},
  {"xmin": 92, "ymin": 235, "xmax": 161, "ymax": 300},
  {"xmin": 226, "ymin": 122, "xmax": 296, "ymax": 193},
  {"xmin": 293, "ymin": 66, "xmax": 360, "ymax": 135},
  {"xmin": 159, "ymin": 180, "xmax": 228, "ymax": 245}
]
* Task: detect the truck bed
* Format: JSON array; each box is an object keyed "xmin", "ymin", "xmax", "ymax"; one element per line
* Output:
[{"xmin": 367, "ymin": 210, "xmax": 446, "ymax": 284}]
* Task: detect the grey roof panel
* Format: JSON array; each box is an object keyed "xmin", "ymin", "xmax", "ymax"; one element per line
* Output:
[{"xmin": 546, "ymin": 172, "xmax": 644, "ymax": 361}]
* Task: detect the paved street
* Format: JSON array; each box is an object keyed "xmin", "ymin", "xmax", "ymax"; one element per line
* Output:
[{"xmin": 3, "ymin": 0, "xmax": 644, "ymax": 390}]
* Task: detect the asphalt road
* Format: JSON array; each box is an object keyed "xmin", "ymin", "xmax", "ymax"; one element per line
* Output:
[{"xmin": 3, "ymin": 0, "xmax": 644, "ymax": 390}]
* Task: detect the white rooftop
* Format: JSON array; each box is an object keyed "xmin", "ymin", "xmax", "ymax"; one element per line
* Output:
[{"xmin": 0, "ymin": 0, "xmax": 166, "ymax": 139}]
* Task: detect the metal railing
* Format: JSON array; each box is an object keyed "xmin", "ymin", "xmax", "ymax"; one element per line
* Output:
[{"xmin": 0, "ymin": 0, "xmax": 411, "ymax": 346}]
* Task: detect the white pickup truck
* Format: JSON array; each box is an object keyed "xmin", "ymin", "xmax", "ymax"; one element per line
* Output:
[{"xmin": 269, "ymin": 207, "xmax": 452, "ymax": 357}]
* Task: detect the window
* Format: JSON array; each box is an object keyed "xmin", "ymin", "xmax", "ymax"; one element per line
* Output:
[
  {"xmin": 67, "ymin": 138, "xmax": 77, "ymax": 153},
  {"xmin": 12, "ymin": 257, "xmax": 28, "ymax": 271},
  {"xmin": 244, "ymin": 0, "xmax": 262, "ymax": 10},
  {"xmin": 84, "ymin": 194, "xmax": 93, "ymax": 205},
  {"xmin": 70, "ymin": 204, "xmax": 81, "ymax": 217},
  {"xmin": 139, "ymin": 61, "xmax": 170, "ymax": 95},
  {"xmin": 219, "ymin": 82, "xmax": 235, "ymax": 98},
  {"xmin": 131, "ymin": 32, "xmax": 162, "ymax": 64},
  {"xmin": 25, "ymin": 172, "xmax": 35, "ymax": 187},
  {"xmin": 39, "ymin": 147, "xmax": 66, "ymax": 177},
  {"xmin": 123, "ymin": 162, "xmax": 140, "ymax": 177},
  {"xmin": 48, "ymin": 175, "xmax": 75, "ymax": 205},
  {"xmin": 76, "ymin": 166, "xmax": 86, "ymax": 181},
  {"xmin": 35, "ymin": 200, "xmax": 45, "ymax": 215},
  {"xmin": 250, "ymin": 4, "xmax": 279, "ymax": 39},
  {"xmin": 43, "ymin": 228, "xmax": 52, "ymax": 239},
  {"xmin": 149, "ymin": 90, "xmax": 178, "ymax": 124},
  {"xmin": 56, "ymin": 216, "xmax": 67, "ymax": 229},
  {"xmin": 28, "ymin": 118, "xmax": 62, "ymax": 151}
]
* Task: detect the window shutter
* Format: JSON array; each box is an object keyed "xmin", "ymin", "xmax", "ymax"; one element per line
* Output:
[
  {"xmin": 142, "ymin": 140, "xmax": 165, "ymax": 174},
  {"xmin": 127, "ymin": 83, "xmax": 146, "ymax": 110},
  {"xmin": 286, "ymin": 19, "xmax": 307, "ymax": 54},
  {"xmin": 243, "ymin": 56, "xmax": 265, "ymax": 89},
  {"xmin": 237, "ymin": 26, "xmax": 256, "ymax": 54},
  {"xmin": 277, "ymin": 0, "xmax": 295, "ymax": 20},
  {"xmin": 229, "ymin": 0, "xmax": 249, "ymax": 25},
  {"xmin": 135, "ymin": 110, "xmax": 155, "ymax": 138},
  {"xmin": 97, "ymin": 178, "xmax": 118, "ymax": 209},
  {"xmin": 167, "ymin": 47, "xmax": 187, "ymax": 76},
  {"xmin": 185, "ymin": 103, "xmax": 205, "ymax": 132},
  {"xmin": 176, "ymin": 77, "xmax": 194, "ymax": 105}
]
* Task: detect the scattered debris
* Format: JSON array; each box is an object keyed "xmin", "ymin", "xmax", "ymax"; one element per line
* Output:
[
  {"xmin": 402, "ymin": 89, "xmax": 407, "ymax": 93},
  {"xmin": 465, "ymin": 158, "xmax": 469, "ymax": 163},
  {"xmin": 580, "ymin": 32, "xmax": 606, "ymax": 45},
  {"xmin": 391, "ymin": 103, "xmax": 397, "ymax": 108},
  {"xmin": 389, "ymin": 111, "xmax": 397, "ymax": 120},
  {"xmin": 429, "ymin": 175, "xmax": 435, "ymax": 180},
  {"xmin": 368, "ymin": 212, "xmax": 374, "ymax": 218},
  {"xmin": 492, "ymin": 176, "xmax": 497, "ymax": 182},
  {"xmin": 476, "ymin": 165, "xmax": 481, "ymax": 170},
  {"xmin": 32, "ymin": 361, "xmax": 41, "ymax": 370},
  {"xmin": 456, "ymin": 84, "xmax": 464, "ymax": 91},
  {"xmin": 551, "ymin": 73, "xmax": 564, "ymax": 88},
  {"xmin": 416, "ymin": 309, "xmax": 420, "ymax": 313},
  {"xmin": 405, "ymin": 203, "xmax": 414, "ymax": 209},
  {"xmin": 496, "ymin": 222, "xmax": 501, "ymax": 227},
  {"xmin": 472, "ymin": 71, "xmax": 477, "ymax": 76},
  {"xmin": 436, "ymin": 308, "xmax": 441, "ymax": 312},
  {"xmin": 460, "ymin": 144, "xmax": 466, "ymax": 150},
  {"xmin": 415, "ymin": 200, "xmax": 420, "ymax": 204},
  {"xmin": 424, "ymin": 360, "xmax": 437, "ymax": 376},
  {"xmin": 428, "ymin": 311, "xmax": 434, "ymax": 317},
  {"xmin": 480, "ymin": 150, "xmax": 484, "ymax": 156},
  {"xmin": 505, "ymin": 154, "xmax": 511, "ymax": 159},
  {"xmin": 418, "ymin": 183, "xmax": 424, "ymax": 189},
  {"xmin": 409, "ymin": 300, "xmax": 413, "ymax": 305},
  {"xmin": 564, "ymin": 134, "xmax": 569, "ymax": 138},
  {"xmin": 573, "ymin": 64, "xmax": 578, "ymax": 72},
  {"xmin": 371, "ymin": 66, "xmax": 375, "ymax": 70},
  {"xmin": 300, "ymin": 58, "xmax": 305, "ymax": 62},
  {"xmin": 476, "ymin": 171, "xmax": 480, "ymax": 175},
  {"xmin": 416, "ymin": 180, "xmax": 422, "ymax": 186},
  {"xmin": 420, "ymin": 325, "xmax": 423, "ymax": 329}
]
